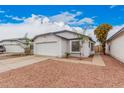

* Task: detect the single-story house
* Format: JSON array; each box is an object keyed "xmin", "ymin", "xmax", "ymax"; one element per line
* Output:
[
  {"xmin": 106, "ymin": 27, "xmax": 124, "ymax": 63},
  {"xmin": 33, "ymin": 30, "xmax": 95, "ymax": 57},
  {"xmin": 0, "ymin": 38, "xmax": 26, "ymax": 53}
]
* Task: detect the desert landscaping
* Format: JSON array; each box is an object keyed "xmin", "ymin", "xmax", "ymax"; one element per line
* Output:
[{"xmin": 0, "ymin": 54, "xmax": 123, "ymax": 87}]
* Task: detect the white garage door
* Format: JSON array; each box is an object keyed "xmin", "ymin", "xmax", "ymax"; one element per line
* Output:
[
  {"xmin": 4, "ymin": 44, "xmax": 24, "ymax": 53},
  {"xmin": 35, "ymin": 41, "xmax": 59, "ymax": 56}
]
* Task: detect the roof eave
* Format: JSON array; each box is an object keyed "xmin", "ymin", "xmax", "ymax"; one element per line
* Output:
[{"xmin": 107, "ymin": 27, "xmax": 124, "ymax": 42}]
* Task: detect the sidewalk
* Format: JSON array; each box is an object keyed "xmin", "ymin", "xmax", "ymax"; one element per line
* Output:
[{"xmin": 92, "ymin": 54, "xmax": 105, "ymax": 66}]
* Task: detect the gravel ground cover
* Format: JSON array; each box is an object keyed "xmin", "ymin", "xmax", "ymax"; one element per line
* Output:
[{"xmin": 0, "ymin": 55, "xmax": 123, "ymax": 88}]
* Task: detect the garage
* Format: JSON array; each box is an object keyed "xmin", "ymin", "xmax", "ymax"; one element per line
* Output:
[
  {"xmin": 4, "ymin": 44, "xmax": 24, "ymax": 53},
  {"xmin": 35, "ymin": 41, "xmax": 59, "ymax": 56},
  {"xmin": 0, "ymin": 38, "xmax": 26, "ymax": 53}
]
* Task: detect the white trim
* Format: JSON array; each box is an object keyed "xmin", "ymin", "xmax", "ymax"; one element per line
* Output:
[
  {"xmin": 70, "ymin": 40, "xmax": 81, "ymax": 53},
  {"xmin": 35, "ymin": 41, "xmax": 57, "ymax": 44}
]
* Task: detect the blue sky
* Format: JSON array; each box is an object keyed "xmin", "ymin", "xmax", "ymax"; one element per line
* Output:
[
  {"xmin": 0, "ymin": 5, "xmax": 124, "ymax": 41},
  {"xmin": 0, "ymin": 5, "xmax": 124, "ymax": 26}
]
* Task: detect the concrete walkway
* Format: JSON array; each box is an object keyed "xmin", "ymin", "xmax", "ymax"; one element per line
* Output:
[
  {"xmin": 0, "ymin": 56, "xmax": 50, "ymax": 73},
  {"xmin": 53, "ymin": 54, "xmax": 105, "ymax": 66},
  {"xmin": 53, "ymin": 58, "xmax": 93, "ymax": 65},
  {"xmin": 92, "ymin": 54, "xmax": 106, "ymax": 66}
]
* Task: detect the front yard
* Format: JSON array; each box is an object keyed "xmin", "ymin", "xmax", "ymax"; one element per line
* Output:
[{"xmin": 0, "ymin": 55, "xmax": 123, "ymax": 87}]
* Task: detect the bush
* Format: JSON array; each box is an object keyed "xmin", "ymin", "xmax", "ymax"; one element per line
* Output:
[
  {"xmin": 24, "ymin": 48, "xmax": 32, "ymax": 55},
  {"xmin": 65, "ymin": 52, "xmax": 70, "ymax": 58}
]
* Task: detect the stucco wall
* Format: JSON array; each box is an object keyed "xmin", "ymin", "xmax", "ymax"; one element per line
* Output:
[
  {"xmin": 0, "ymin": 41, "xmax": 24, "ymax": 53},
  {"xmin": 83, "ymin": 40, "xmax": 91, "ymax": 57},
  {"xmin": 108, "ymin": 33, "xmax": 124, "ymax": 63},
  {"xmin": 60, "ymin": 39, "xmax": 69, "ymax": 57}
]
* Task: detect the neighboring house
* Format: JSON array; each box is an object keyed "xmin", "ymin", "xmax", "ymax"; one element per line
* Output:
[
  {"xmin": 0, "ymin": 38, "xmax": 26, "ymax": 53},
  {"xmin": 106, "ymin": 27, "xmax": 124, "ymax": 63},
  {"xmin": 33, "ymin": 30, "xmax": 95, "ymax": 57}
]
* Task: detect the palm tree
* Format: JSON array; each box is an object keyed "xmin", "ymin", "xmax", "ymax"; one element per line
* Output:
[
  {"xmin": 77, "ymin": 24, "xmax": 92, "ymax": 59},
  {"xmin": 17, "ymin": 33, "xmax": 33, "ymax": 55}
]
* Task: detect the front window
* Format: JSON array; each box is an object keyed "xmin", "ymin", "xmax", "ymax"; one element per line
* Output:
[{"xmin": 71, "ymin": 41, "xmax": 80, "ymax": 52}]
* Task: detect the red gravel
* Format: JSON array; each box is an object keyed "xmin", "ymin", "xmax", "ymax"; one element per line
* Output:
[{"xmin": 0, "ymin": 55, "xmax": 123, "ymax": 88}]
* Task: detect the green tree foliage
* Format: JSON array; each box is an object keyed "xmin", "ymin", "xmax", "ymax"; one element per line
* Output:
[{"xmin": 94, "ymin": 24, "xmax": 112, "ymax": 54}]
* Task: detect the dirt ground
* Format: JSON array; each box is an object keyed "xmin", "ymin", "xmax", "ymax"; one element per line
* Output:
[{"xmin": 0, "ymin": 55, "xmax": 123, "ymax": 88}]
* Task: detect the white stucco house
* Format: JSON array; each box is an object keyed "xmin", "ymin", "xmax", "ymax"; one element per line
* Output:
[
  {"xmin": 0, "ymin": 38, "xmax": 26, "ymax": 53},
  {"xmin": 106, "ymin": 27, "xmax": 124, "ymax": 63},
  {"xmin": 33, "ymin": 30, "xmax": 95, "ymax": 57}
]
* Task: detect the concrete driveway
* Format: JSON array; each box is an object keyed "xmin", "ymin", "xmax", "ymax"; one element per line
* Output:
[{"xmin": 0, "ymin": 55, "xmax": 50, "ymax": 73}]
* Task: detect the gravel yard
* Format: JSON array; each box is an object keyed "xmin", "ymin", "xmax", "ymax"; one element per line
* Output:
[{"xmin": 0, "ymin": 55, "xmax": 123, "ymax": 88}]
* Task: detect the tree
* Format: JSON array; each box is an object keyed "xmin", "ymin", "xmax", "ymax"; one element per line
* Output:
[
  {"xmin": 77, "ymin": 24, "xmax": 93, "ymax": 59},
  {"xmin": 78, "ymin": 24, "xmax": 92, "ymax": 41},
  {"xmin": 94, "ymin": 24, "xmax": 112, "ymax": 55},
  {"xmin": 17, "ymin": 33, "xmax": 33, "ymax": 55}
]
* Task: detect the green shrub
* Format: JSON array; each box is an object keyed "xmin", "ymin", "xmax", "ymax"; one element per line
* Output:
[{"xmin": 65, "ymin": 52, "xmax": 70, "ymax": 58}]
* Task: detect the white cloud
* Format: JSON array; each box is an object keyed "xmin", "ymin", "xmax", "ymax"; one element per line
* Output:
[
  {"xmin": 5, "ymin": 15, "xmax": 25, "ymax": 21},
  {"xmin": 50, "ymin": 11, "xmax": 82, "ymax": 25},
  {"xmin": 0, "ymin": 12, "xmax": 97, "ymax": 41},
  {"xmin": 110, "ymin": 5, "xmax": 117, "ymax": 9},
  {"xmin": 107, "ymin": 24, "xmax": 124, "ymax": 39},
  {"xmin": 85, "ymin": 27, "xmax": 97, "ymax": 42},
  {"xmin": 5, "ymin": 11, "xmax": 95, "ymax": 26},
  {"xmin": 77, "ymin": 17, "xmax": 94, "ymax": 25},
  {"xmin": 76, "ymin": 11, "xmax": 82, "ymax": 16},
  {"xmin": 0, "ymin": 10, "xmax": 5, "ymax": 13},
  {"xmin": 0, "ymin": 15, "xmax": 73, "ymax": 40},
  {"xmin": 5, "ymin": 15, "xmax": 12, "ymax": 18},
  {"xmin": 12, "ymin": 16, "xmax": 25, "ymax": 21},
  {"xmin": 72, "ymin": 27, "xmax": 83, "ymax": 32},
  {"xmin": 92, "ymin": 16, "xmax": 97, "ymax": 18},
  {"xmin": 24, "ymin": 14, "xmax": 45, "ymax": 24},
  {"xmin": 50, "ymin": 11, "xmax": 94, "ymax": 26}
]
